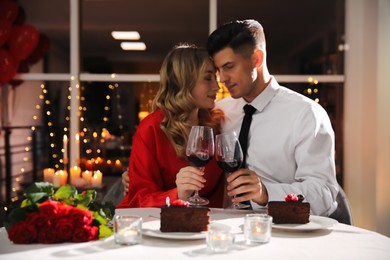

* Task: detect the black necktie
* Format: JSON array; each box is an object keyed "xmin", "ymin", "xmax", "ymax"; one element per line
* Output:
[
  {"xmin": 237, "ymin": 104, "xmax": 256, "ymax": 209},
  {"xmin": 238, "ymin": 104, "xmax": 257, "ymax": 167}
]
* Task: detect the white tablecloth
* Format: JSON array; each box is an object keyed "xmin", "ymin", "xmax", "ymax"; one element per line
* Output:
[{"xmin": 0, "ymin": 208, "xmax": 389, "ymax": 260}]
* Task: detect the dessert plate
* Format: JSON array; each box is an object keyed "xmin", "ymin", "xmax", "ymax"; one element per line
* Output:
[
  {"xmin": 272, "ymin": 215, "xmax": 338, "ymax": 231},
  {"xmin": 142, "ymin": 220, "xmax": 207, "ymax": 240}
]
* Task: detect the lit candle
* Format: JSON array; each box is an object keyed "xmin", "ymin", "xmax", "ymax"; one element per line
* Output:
[
  {"xmin": 95, "ymin": 157, "xmax": 103, "ymax": 167},
  {"xmin": 53, "ymin": 171, "xmax": 61, "ymax": 187},
  {"xmin": 114, "ymin": 159, "xmax": 122, "ymax": 170},
  {"xmin": 58, "ymin": 170, "xmax": 68, "ymax": 186},
  {"xmin": 116, "ymin": 228, "xmax": 140, "ymax": 244},
  {"xmin": 114, "ymin": 215, "xmax": 143, "ymax": 245},
  {"xmin": 75, "ymin": 133, "xmax": 80, "ymax": 144},
  {"xmin": 70, "ymin": 166, "xmax": 81, "ymax": 186},
  {"xmin": 43, "ymin": 168, "xmax": 55, "ymax": 183},
  {"xmin": 85, "ymin": 159, "xmax": 93, "ymax": 171},
  {"xmin": 207, "ymin": 229, "xmax": 234, "ymax": 253},
  {"xmin": 93, "ymin": 132, "xmax": 98, "ymax": 157},
  {"xmin": 252, "ymin": 224, "xmax": 263, "ymax": 236},
  {"xmin": 63, "ymin": 135, "xmax": 68, "ymax": 163},
  {"xmin": 91, "ymin": 170, "xmax": 103, "ymax": 188},
  {"xmin": 82, "ymin": 170, "xmax": 92, "ymax": 186},
  {"xmin": 244, "ymin": 214, "xmax": 272, "ymax": 244}
]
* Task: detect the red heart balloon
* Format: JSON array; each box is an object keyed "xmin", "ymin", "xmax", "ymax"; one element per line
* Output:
[
  {"xmin": 8, "ymin": 25, "xmax": 39, "ymax": 60},
  {"xmin": 0, "ymin": 19, "xmax": 12, "ymax": 47},
  {"xmin": 0, "ymin": 1, "xmax": 18, "ymax": 23},
  {"xmin": 0, "ymin": 48, "xmax": 18, "ymax": 84},
  {"xmin": 26, "ymin": 33, "xmax": 50, "ymax": 64}
]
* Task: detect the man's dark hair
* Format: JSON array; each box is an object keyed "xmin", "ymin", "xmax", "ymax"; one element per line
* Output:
[{"xmin": 207, "ymin": 19, "xmax": 266, "ymax": 58}]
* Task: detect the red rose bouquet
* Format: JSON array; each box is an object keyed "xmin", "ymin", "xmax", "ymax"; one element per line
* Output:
[{"xmin": 4, "ymin": 182, "xmax": 114, "ymax": 244}]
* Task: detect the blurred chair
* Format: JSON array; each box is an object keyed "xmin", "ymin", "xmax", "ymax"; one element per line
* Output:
[
  {"xmin": 329, "ymin": 184, "xmax": 353, "ymax": 225},
  {"xmin": 102, "ymin": 178, "xmax": 124, "ymax": 206}
]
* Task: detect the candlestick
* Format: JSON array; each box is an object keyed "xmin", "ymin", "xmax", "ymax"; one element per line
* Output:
[
  {"xmin": 63, "ymin": 135, "xmax": 68, "ymax": 162},
  {"xmin": 75, "ymin": 133, "xmax": 80, "ymax": 165}
]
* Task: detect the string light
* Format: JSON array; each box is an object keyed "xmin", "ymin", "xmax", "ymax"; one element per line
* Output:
[
  {"xmin": 39, "ymin": 83, "xmax": 63, "ymax": 169},
  {"xmin": 11, "ymin": 84, "xmax": 46, "ymax": 202},
  {"xmin": 305, "ymin": 78, "xmax": 321, "ymax": 104}
]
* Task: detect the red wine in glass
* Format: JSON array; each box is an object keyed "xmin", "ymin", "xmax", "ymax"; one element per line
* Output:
[
  {"xmin": 217, "ymin": 160, "xmax": 242, "ymax": 172},
  {"xmin": 185, "ymin": 126, "xmax": 214, "ymax": 206},
  {"xmin": 216, "ymin": 132, "xmax": 250, "ymax": 209},
  {"xmin": 188, "ymin": 152, "xmax": 212, "ymax": 167}
]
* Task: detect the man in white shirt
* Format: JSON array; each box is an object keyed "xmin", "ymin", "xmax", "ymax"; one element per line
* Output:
[{"xmin": 207, "ymin": 19, "xmax": 339, "ymax": 216}]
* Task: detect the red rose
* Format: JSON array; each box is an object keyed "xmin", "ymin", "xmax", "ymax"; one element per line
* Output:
[
  {"xmin": 56, "ymin": 203, "xmax": 71, "ymax": 215},
  {"xmin": 73, "ymin": 225, "xmax": 99, "ymax": 242},
  {"xmin": 39, "ymin": 200, "xmax": 60, "ymax": 217},
  {"xmin": 50, "ymin": 203, "xmax": 71, "ymax": 226},
  {"xmin": 7, "ymin": 221, "xmax": 37, "ymax": 244},
  {"xmin": 55, "ymin": 218, "xmax": 74, "ymax": 242},
  {"xmin": 70, "ymin": 207, "xmax": 93, "ymax": 227},
  {"xmin": 38, "ymin": 226, "xmax": 57, "ymax": 244},
  {"xmin": 27, "ymin": 211, "xmax": 51, "ymax": 229}
]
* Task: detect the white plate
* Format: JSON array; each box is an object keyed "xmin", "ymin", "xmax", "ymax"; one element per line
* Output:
[
  {"xmin": 142, "ymin": 220, "xmax": 207, "ymax": 240},
  {"xmin": 272, "ymin": 215, "xmax": 338, "ymax": 231}
]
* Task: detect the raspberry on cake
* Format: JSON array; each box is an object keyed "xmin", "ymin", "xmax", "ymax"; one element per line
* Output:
[
  {"xmin": 267, "ymin": 194, "xmax": 310, "ymax": 224},
  {"xmin": 160, "ymin": 198, "xmax": 210, "ymax": 232}
]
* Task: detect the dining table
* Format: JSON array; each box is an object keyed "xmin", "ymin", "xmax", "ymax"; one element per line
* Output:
[{"xmin": 0, "ymin": 207, "xmax": 389, "ymax": 260}]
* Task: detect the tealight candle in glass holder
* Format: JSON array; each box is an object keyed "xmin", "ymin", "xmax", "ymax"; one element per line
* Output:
[
  {"xmin": 114, "ymin": 215, "xmax": 143, "ymax": 245},
  {"xmin": 244, "ymin": 214, "xmax": 272, "ymax": 244},
  {"xmin": 206, "ymin": 228, "xmax": 234, "ymax": 253}
]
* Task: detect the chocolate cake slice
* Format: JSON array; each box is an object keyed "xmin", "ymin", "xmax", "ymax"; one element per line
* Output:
[{"xmin": 160, "ymin": 200, "xmax": 210, "ymax": 232}]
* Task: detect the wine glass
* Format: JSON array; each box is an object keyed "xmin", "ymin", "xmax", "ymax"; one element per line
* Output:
[
  {"xmin": 185, "ymin": 126, "xmax": 215, "ymax": 206},
  {"xmin": 215, "ymin": 132, "xmax": 250, "ymax": 209}
]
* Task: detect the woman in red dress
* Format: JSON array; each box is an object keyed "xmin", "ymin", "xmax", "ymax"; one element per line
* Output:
[{"xmin": 117, "ymin": 44, "xmax": 224, "ymax": 208}]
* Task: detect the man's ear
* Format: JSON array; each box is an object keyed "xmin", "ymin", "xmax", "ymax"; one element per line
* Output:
[{"xmin": 253, "ymin": 49, "xmax": 264, "ymax": 67}]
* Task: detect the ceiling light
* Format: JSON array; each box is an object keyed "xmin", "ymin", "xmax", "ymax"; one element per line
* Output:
[
  {"xmin": 120, "ymin": 42, "xmax": 147, "ymax": 51},
  {"xmin": 111, "ymin": 31, "xmax": 140, "ymax": 40}
]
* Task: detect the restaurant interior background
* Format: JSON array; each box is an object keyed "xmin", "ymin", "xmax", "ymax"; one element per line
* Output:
[{"xmin": 0, "ymin": 0, "xmax": 389, "ymax": 236}]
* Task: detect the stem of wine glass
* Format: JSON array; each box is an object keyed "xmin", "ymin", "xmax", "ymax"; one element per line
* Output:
[
  {"xmin": 193, "ymin": 166, "xmax": 205, "ymax": 197},
  {"xmin": 226, "ymin": 171, "xmax": 250, "ymax": 209}
]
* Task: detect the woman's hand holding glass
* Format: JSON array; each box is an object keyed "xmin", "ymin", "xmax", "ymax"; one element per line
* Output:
[
  {"xmin": 175, "ymin": 166, "xmax": 206, "ymax": 200},
  {"xmin": 185, "ymin": 126, "xmax": 215, "ymax": 206}
]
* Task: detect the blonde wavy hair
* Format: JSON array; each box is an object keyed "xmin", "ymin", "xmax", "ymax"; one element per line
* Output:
[{"xmin": 151, "ymin": 44, "xmax": 224, "ymax": 157}]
